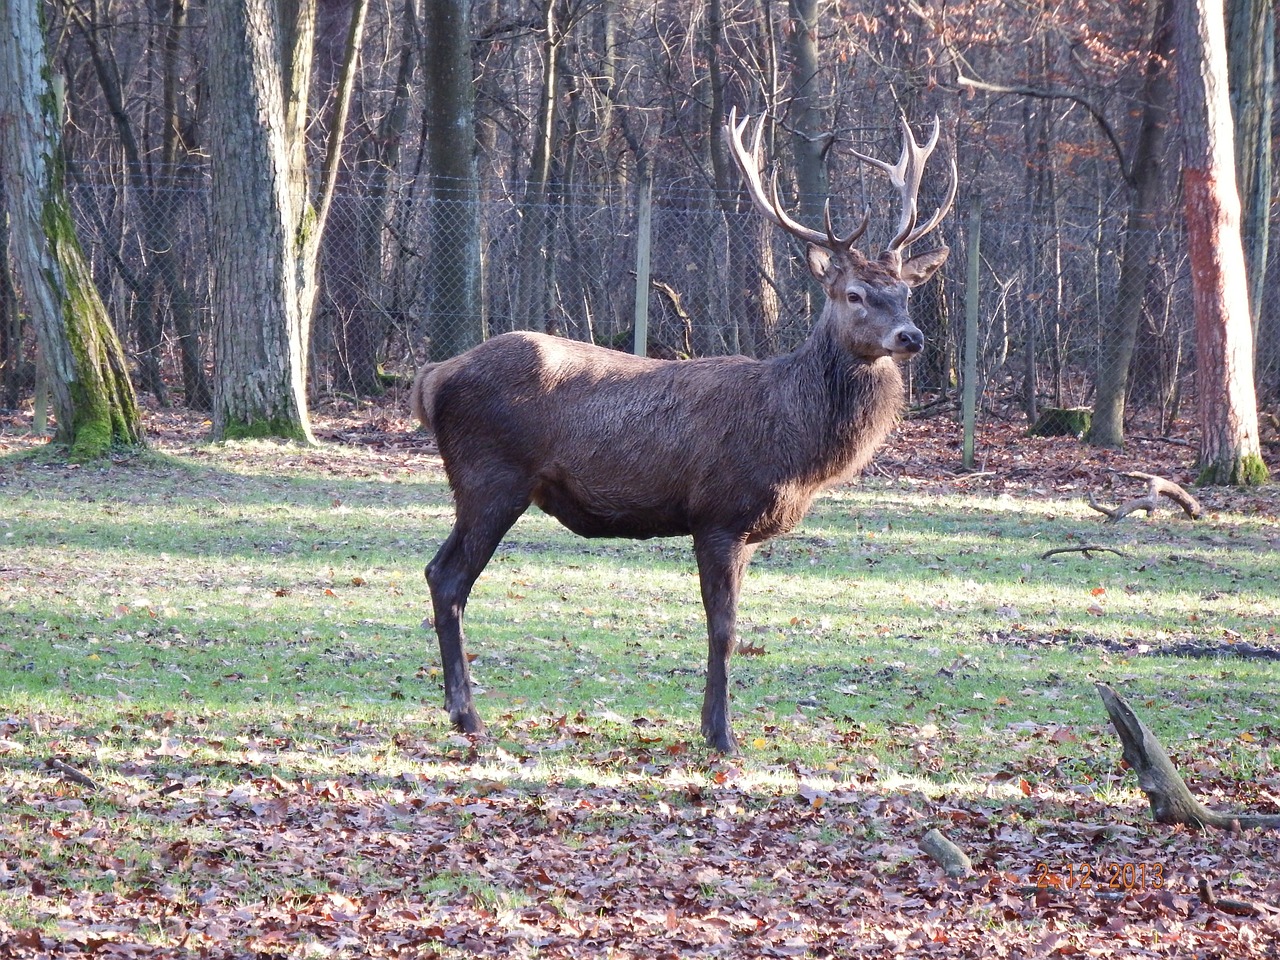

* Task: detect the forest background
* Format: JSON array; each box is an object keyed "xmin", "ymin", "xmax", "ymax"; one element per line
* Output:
[{"xmin": 0, "ymin": 0, "xmax": 1278, "ymax": 469}]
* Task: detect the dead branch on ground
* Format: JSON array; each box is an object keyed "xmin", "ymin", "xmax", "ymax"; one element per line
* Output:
[
  {"xmin": 1197, "ymin": 877, "xmax": 1266, "ymax": 917},
  {"xmin": 919, "ymin": 829, "xmax": 973, "ymax": 878},
  {"xmin": 1096, "ymin": 683, "xmax": 1280, "ymax": 831},
  {"xmin": 1086, "ymin": 472, "xmax": 1201, "ymax": 522},
  {"xmin": 1040, "ymin": 545, "xmax": 1129, "ymax": 561},
  {"xmin": 45, "ymin": 757, "xmax": 99, "ymax": 791}
]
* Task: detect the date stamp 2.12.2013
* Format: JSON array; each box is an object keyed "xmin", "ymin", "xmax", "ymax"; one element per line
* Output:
[{"xmin": 1033, "ymin": 862, "xmax": 1166, "ymax": 893}]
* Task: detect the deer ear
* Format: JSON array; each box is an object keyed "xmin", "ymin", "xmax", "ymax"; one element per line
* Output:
[
  {"xmin": 899, "ymin": 246, "xmax": 950, "ymax": 286},
  {"xmin": 806, "ymin": 244, "xmax": 834, "ymax": 282}
]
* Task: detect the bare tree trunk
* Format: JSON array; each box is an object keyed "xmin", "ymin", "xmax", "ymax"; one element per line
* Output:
[
  {"xmin": 787, "ymin": 0, "xmax": 826, "ymax": 325},
  {"xmin": 207, "ymin": 0, "xmax": 359, "ymax": 441},
  {"xmin": 424, "ymin": 0, "xmax": 484, "ymax": 360},
  {"xmin": 1227, "ymin": 0, "xmax": 1272, "ymax": 318},
  {"xmin": 515, "ymin": 0, "xmax": 562, "ymax": 334},
  {"xmin": 155, "ymin": 0, "xmax": 211, "ymax": 411},
  {"xmin": 1227, "ymin": 0, "xmax": 1276, "ymax": 395},
  {"xmin": 0, "ymin": 0, "xmax": 144, "ymax": 460},
  {"xmin": 1087, "ymin": 0, "xmax": 1175, "ymax": 448},
  {"xmin": 207, "ymin": 0, "xmax": 317, "ymax": 441},
  {"xmin": 787, "ymin": 0, "xmax": 827, "ymax": 226},
  {"xmin": 325, "ymin": 0, "xmax": 417, "ymax": 396},
  {"xmin": 0, "ymin": 174, "xmax": 25, "ymax": 409},
  {"xmin": 1174, "ymin": 0, "xmax": 1268, "ymax": 485}
]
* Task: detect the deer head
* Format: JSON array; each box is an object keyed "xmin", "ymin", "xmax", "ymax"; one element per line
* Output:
[{"xmin": 724, "ymin": 109, "xmax": 956, "ymax": 361}]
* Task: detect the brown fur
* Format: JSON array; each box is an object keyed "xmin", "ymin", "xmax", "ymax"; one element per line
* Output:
[
  {"xmin": 415, "ymin": 238, "xmax": 948, "ymax": 754},
  {"xmin": 409, "ymin": 362, "xmax": 441, "ymax": 431}
]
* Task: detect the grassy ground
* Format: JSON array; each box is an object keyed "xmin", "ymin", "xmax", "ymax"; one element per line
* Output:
[{"xmin": 2, "ymin": 408, "xmax": 1279, "ymax": 957}]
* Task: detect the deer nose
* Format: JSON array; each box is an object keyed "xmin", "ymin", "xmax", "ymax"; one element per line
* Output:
[{"xmin": 896, "ymin": 328, "xmax": 924, "ymax": 354}]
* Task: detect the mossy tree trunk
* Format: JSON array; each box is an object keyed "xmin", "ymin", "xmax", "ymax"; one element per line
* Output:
[
  {"xmin": 0, "ymin": 0, "xmax": 144, "ymax": 461},
  {"xmin": 1175, "ymin": 0, "xmax": 1269, "ymax": 486}
]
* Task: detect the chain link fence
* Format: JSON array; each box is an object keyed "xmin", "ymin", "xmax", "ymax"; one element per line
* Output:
[{"xmin": 8, "ymin": 170, "xmax": 1270, "ymax": 438}]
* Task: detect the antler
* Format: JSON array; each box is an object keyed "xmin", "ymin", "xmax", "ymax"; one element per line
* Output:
[
  {"xmin": 852, "ymin": 115, "xmax": 958, "ymax": 252},
  {"xmin": 724, "ymin": 107, "xmax": 869, "ymax": 252}
]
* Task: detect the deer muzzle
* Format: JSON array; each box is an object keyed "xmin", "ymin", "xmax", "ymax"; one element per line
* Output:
[{"xmin": 888, "ymin": 323, "xmax": 924, "ymax": 359}]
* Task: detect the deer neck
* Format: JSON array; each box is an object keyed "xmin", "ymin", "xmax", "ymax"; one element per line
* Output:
[{"xmin": 779, "ymin": 317, "xmax": 906, "ymax": 479}]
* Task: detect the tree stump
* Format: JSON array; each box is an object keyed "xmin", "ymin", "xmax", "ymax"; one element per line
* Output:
[{"xmin": 1029, "ymin": 407, "xmax": 1092, "ymax": 438}]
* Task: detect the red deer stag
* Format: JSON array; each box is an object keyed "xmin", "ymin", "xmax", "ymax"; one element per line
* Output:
[{"xmin": 412, "ymin": 110, "xmax": 956, "ymax": 753}]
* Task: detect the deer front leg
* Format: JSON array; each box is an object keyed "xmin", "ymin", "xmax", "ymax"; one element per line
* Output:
[
  {"xmin": 425, "ymin": 486, "xmax": 530, "ymax": 735},
  {"xmin": 426, "ymin": 534, "xmax": 486, "ymax": 735},
  {"xmin": 694, "ymin": 532, "xmax": 757, "ymax": 754}
]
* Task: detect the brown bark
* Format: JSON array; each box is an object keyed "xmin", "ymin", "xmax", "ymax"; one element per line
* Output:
[{"xmin": 1175, "ymin": 0, "xmax": 1268, "ymax": 485}]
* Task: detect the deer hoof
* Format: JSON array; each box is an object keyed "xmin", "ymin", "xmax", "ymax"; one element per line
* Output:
[
  {"xmin": 703, "ymin": 728, "xmax": 739, "ymax": 756},
  {"xmin": 450, "ymin": 706, "xmax": 486, "ymax": 736}
]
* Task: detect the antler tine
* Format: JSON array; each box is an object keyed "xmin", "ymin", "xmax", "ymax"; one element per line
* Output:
[
  {"xmin": 852, "ymin": 115, "xmax": 950, "ymax": 252},
  {"xmin": 900, "ymin": 153, "xmax": 958, "ymax": 250},
  {"xmin": 724, "ymin": 108, "xmax": 834, "ymax": 249},
  {"xmin": 826, "ymin": 200, "xmax": 869, "ymax": 250}
]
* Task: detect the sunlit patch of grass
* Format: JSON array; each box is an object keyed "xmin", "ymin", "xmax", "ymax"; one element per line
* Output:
[{"xmin": 417, "ymin": 871, "xmax": 531, "ymax": 912}]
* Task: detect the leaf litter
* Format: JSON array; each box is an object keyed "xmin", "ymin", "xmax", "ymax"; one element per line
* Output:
[{"xmin": 1, "ymin": 399, "xmax": 1279, "ymax": 957}]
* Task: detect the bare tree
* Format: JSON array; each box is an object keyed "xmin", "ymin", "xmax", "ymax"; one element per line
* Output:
[
  {"xmin": 1227, "ymin": 0, "xmax": 1275, "ymax": 395},
  {"xmin": 424, "ymin": 0, "xmax": 484, "ymax": 360},
  {"xmin": 206, "ymin": 0, "xmax": 365, "ymax": 441},
  {"xmin": 1086, "ymin": 0, "xmax": 1176, "ymax": 447},
  {"xmin": 1174, "ymin": 0, "xmax": 1268, "ymax": 484},
  {"xmin": 787, "ymin": 0, "xmax": 828, "ymax": 226}
]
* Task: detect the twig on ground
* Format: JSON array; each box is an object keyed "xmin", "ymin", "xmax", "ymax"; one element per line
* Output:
[
  {"xmin": 1041, "ymin": 545, "xmax": 1129, "ymax": 561},
  {"xmin": 1128, "ymin": 435, "xmax": 1194, "ymax": 448},
  {"xmin": 45, "ymin": 757, "xmax": 99, "ymax": 791}
]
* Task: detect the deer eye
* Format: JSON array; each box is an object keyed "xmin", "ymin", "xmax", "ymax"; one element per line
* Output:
[{"xmin": 847, "ymin": 290, "xmax": 863, "ymax": 304}]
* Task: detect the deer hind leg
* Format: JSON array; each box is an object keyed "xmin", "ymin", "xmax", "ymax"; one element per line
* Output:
[
  {"xmin": 693, "ymin": 531, "xmax": 758, "ymax": 754},
  {"xmin": 426, "ymin": 480, "xmax": 530, "ymax": 734}
]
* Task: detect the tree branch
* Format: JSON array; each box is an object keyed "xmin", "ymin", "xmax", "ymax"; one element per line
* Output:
[
  {"xmin": 955, "ymin": 73, "xmax": 1131, "ymax": 183},
  {"xmin": 1096, "ymin": 683, "xmax": 1280, "ymax": 831}
]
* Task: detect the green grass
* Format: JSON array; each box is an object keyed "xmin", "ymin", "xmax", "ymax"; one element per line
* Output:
[{"xmin": 3, "ymin": 440, "xmax": 1278, "ymax": 768}]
